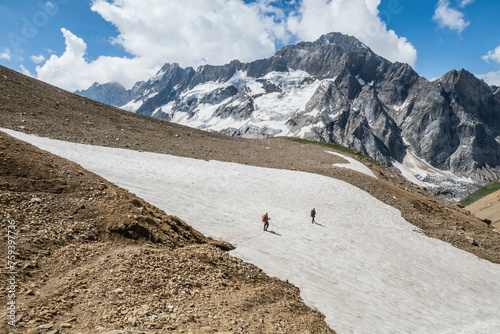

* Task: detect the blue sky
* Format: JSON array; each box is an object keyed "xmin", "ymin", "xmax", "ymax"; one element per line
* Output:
[{"xmin": 0, "ymin": 0, "xmax": 499, "ymax": 91}]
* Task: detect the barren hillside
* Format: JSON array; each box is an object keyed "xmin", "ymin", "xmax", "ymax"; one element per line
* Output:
[{"xmin": 467, "ymin": 189, "xmax": 500, "ymax": 229}]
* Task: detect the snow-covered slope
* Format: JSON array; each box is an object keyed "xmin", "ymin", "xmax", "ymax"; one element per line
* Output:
[
  {"xmin": 153, "ymin": 70, "xmax": 322, "ymax": 138},
  {"xmin": 5, "ymin": 128, "xmax": 500, "ymax": 334}
]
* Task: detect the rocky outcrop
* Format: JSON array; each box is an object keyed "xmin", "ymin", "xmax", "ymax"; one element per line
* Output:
[{"xmin": 397, "ymin": 70, "xmax": 500, "ymax": 179}]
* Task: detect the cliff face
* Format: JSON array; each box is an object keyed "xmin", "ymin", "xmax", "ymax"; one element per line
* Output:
[{"xmin": 75, "ymin": 32, "xmax": 500, "ymax": 199}]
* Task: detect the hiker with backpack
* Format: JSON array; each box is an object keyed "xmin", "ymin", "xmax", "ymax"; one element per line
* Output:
[
  {"xmin": 311, "ymin": 208, "xmax": 316, "ymax": 224},
  {"xmin": 262, "ymin": 213, "xmax": 270, "ymax": 231}
]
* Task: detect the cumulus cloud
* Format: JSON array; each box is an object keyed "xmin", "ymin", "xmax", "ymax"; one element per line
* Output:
[
  {"xmin": 482, "ymin": 46, "xmax": 500, "ymax": 64},
  {"xmin": 477, "ymin": 71, "xmax": 500, "ymax": 86},
  {"xmin": 35, "ymin": 0, "xmax": 289, "ymax": 91},
  {"xmin": 35, "ymin": 28, "xmax": 159, "ymax": 91},
  {"xmin": 459, "ymin": 0, "xmax": 475, "ymax": 7},
  {"xmin": 90, "ymin": 0, "xmax": 284, "ymax": 67},
  {"xmin": 0, "ymin": 48, "xmax": 11, "ymax": 60},
  {"xmin": 31, "ymin": 54, "xmax": 46, "ymax": 64},
  {"xmin": 480, "ymin": 46, "xmax": 500, "ymax": 86},
  {"xmin": 286, "ymin": 0, "xmax": 417, "ymax": 66},
  {"xmin": 19, "ymin": 65, "xmax": 33, "ymax": 76},
  {"xmin": 34, "ymin": 0, "xmax": 418, "ymax": 91},
  {"xmin": 433, "ymin": 0, "xmax": 469, "ymax": 33}
]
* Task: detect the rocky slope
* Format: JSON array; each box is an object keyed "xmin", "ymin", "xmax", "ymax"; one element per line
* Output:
[{"xmin": 76, "ymin": 32, "xmax": 500, "ymax": 200}]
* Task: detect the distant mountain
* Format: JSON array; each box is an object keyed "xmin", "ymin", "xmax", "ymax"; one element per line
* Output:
[
  {"xmin": 75, "ymin": 81, "xmax": 144, "ymax": 107},
  {"xmin": 76, "ymin": 32, "xmax": 500, "ymax": 200}
]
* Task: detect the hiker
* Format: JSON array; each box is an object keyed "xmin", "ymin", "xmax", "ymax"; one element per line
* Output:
[
  {"xmin": 262, "ymin": 213, "xmax": 270, "ymax": 231},
  {"xmin": 311, "ymin": 208, "xmax": 316, "ymax": 224}
]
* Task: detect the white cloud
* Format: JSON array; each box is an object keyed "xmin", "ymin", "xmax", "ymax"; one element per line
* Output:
[
  {"xmin": 478, "ymin": 44, "xmax": 500, "ymax": 86},
  {"xmin": 459, "ymin": 0, "xmax": 475, "ymax": 7},
  {"xmin": 482, "ymin": 46, "xmax": 500, "ymax": 64},
  {"xmin": 31, "ymin": 54, "xmax": 46, "ymax": 64},
  {"xmin": 45, "ymin": 1, "xmax": 55, "ymax": 10},
  {"xmin": 433, "ymin": 0, "xmax": 469, "ymax": 33},
  {"xmin": 286, "ymin": 0, "xmax": 417, "ymax": 66},
  {"xmin": 19, "ymin": 65, "xmax": 33, "ymax": 76},
  {"xmin": 477, "ymin": 71, "xmax": 500, "ymax": 86},
  {"xmin": 0, "ymin": 48, "xmax": 11, "ymax": 60},
  {"xmin": 35, "ymin": 28, "xmax": 159, "ymax": 91}
]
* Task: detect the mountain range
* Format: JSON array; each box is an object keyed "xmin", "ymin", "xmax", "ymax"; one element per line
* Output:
[{"xmin": 75, "ymin": 32, "xmax": 500, "ymax": 200}]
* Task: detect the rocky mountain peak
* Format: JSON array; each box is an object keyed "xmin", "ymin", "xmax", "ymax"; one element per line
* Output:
[
  {"xmin": 274, "ymin": 32, "xmax": 388, "ymax": 81},
  {"xmin": 314, "ymin": 32, "xmax": 372, "ymax": 51},
  {"xmin": 441, "ymin": 68, "xmax": 488, "ymax": 92},
  {"xmin": 75, "ymin": 32, "xmax": 500, "ymax": 200}
]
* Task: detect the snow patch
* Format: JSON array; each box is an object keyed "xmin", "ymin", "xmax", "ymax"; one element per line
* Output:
[
  {"xmin": 303, "ymin": 108, "xmax": 321, "ymax": 118},
  {"xmin": 355, "ymin": 75, "xmax": 374, "ymax": 86},
  {"xmin": 327, "ymin": 151, "xmax": 377, "ymax": 178},
  {"xmin": 393, "ymin": 99, "xmax": 411, "ymax": 112},
  {"xmin": 3, "ymin": 128, "xmax": 500, "ymax": 334},
  {"xmin": 179, "ymin": 81, "xmax": 222, "ymax": 100},
  {"xmin": 151, "ymin": 68, "xmax": 166, "ymax": 82},
  {"xmin": 120, "ymin": 99, "xmax": 144, "ymax": 112},
  {"xmin": 125, "ymin": 69, "xmax": 319, "ymax": 137},
  {"xmin": 262, "ymin": 70, "xmax": 310, "ymax": 84},
  {"xmin": 245, "ymin": 80, "xmax": 265, "ymax": 95},
  {"xmin": 146, "ymin": 91, "xmax": 159, "ymax": 100},
  {"xmin": 356, "ymin": 75, "xmax": 366, "ymax": 85}
]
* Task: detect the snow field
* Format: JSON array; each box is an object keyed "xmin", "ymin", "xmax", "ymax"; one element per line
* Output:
[{"xmin": 3, "ymin": 128, "xmax": 500, "ymax": 334}]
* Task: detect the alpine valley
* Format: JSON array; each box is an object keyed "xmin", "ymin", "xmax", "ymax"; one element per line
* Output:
[{"xmin": 76, "ymin": 32, "xmax": 500, "ymax": 200}]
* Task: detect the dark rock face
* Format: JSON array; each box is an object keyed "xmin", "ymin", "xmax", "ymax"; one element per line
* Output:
[
  {"xmin": 276, "ymin": 33, "xmax": 389, "ymax": 82},
  {"xmin": 76, "ymin": 32, "xmax": 500, "ymax": 199},
  {"xmin": 135, "ymin": 64, "xmax": 196, "ymax": 117},
  {"xmin": 394, "ymin": 70, "xmax": 500, "ymax": 182},
  {"xmin": 189, "ymin": 60, "xmax": 241, "ymax": 88},
  {"xmin": 214, "ymin": 87, "xmax": 255, "ymax": 120}
]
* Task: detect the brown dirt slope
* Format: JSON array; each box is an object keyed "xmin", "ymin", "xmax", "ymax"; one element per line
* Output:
[
  {"xmin": 0, "ymin": 131, "xmax": 334, "ymax": 333},
  {"xmin": 467, "ymin": 189, "xmax": 500, "ymax": 229},
  {"xmin": 1, "ymin": 65, "xmax": 499, "ymax": 264}
]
